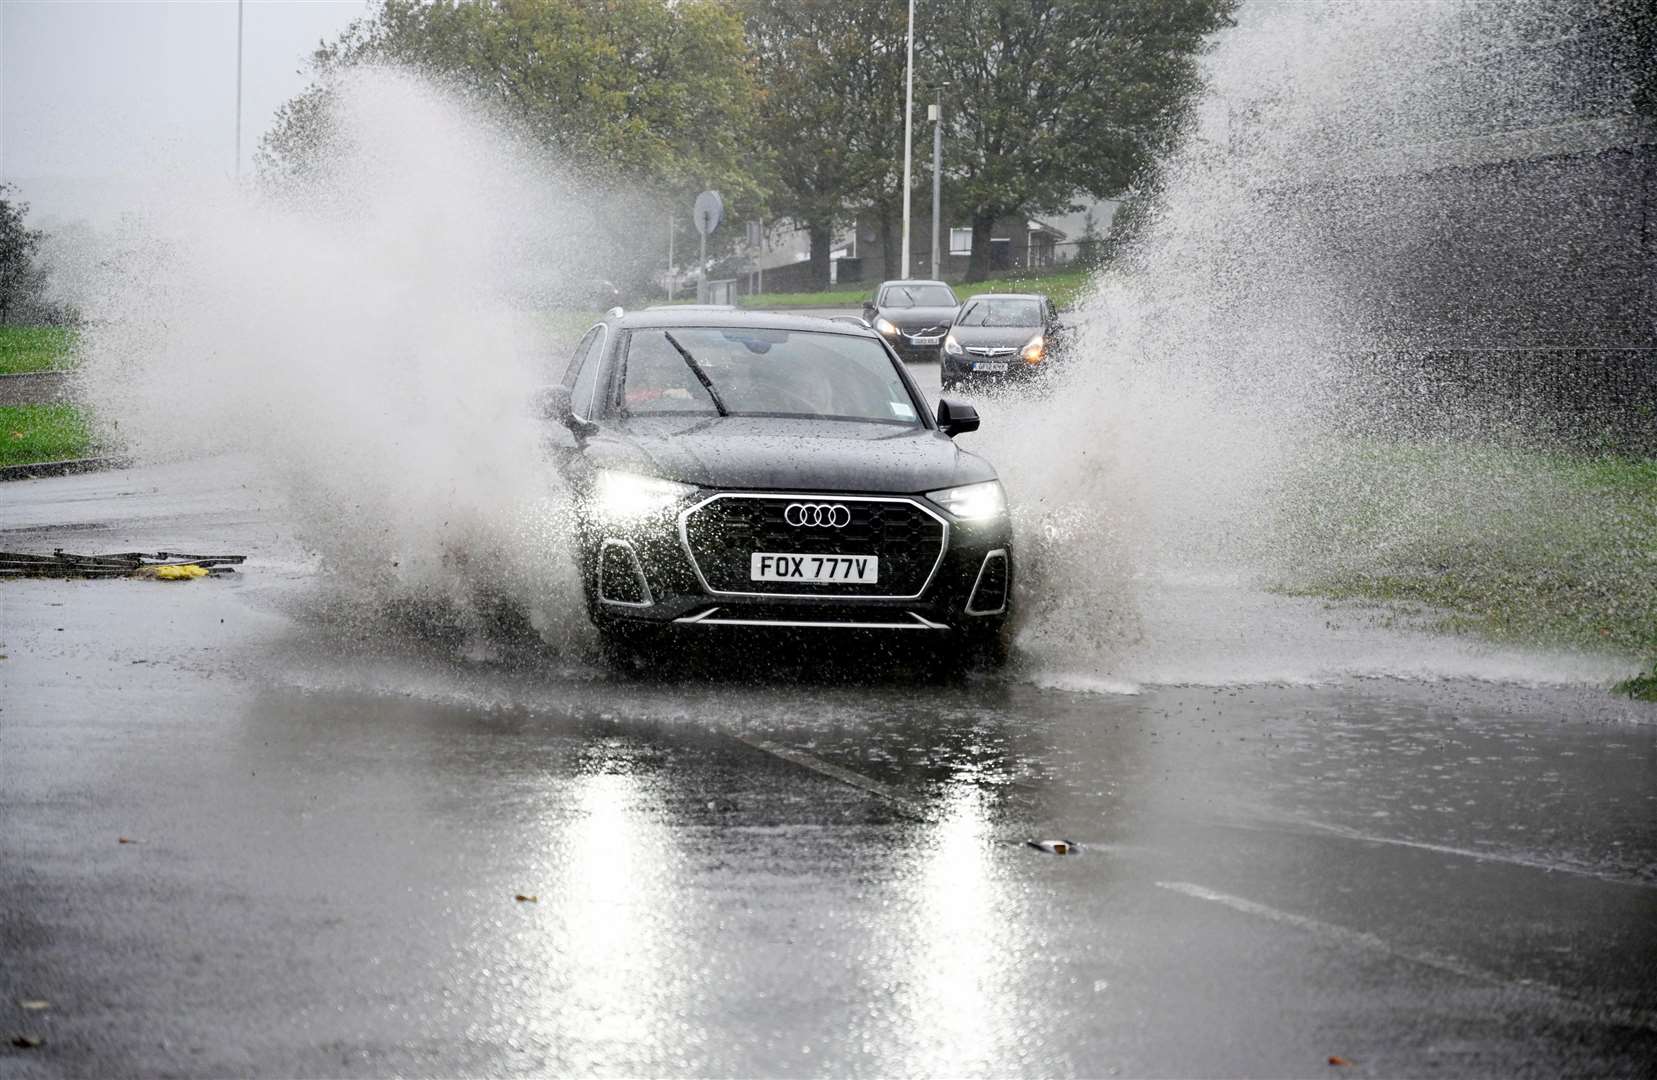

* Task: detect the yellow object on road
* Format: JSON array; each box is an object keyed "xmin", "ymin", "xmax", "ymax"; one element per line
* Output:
[{"xmin": 145, "ymin": 564, "xmax": 209, "ymax": 581}]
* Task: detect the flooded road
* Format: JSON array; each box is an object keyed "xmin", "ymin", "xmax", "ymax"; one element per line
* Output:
[{"xmin": 3, "ymin": 460, "xmax": 1654, "ymax": 1077}]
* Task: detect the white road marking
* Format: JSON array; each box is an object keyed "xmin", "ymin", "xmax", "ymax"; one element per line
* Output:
[
  {"xmin": 1223, "ymin": 818, "xmax": 1656, "ymax": 888},
  {"xmin": 732, "ymin": 735, "xmax": 930, "ymax": 818},
  {"xmin": 1156, "ymin": 881, "xmax": 1657, "ymax": 1031}
]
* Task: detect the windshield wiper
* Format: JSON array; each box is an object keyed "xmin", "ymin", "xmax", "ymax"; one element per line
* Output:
[{"xmin": 662, "ymin": 332, "xmax": 729, "ymax": 417}]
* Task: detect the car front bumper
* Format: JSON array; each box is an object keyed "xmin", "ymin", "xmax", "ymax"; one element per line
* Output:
[
  {"xmin": 581, "ymin": 492, "xmax": 1012, "ymax": 637},
  {"xmin": 876, "ymin": 330, "xmax": 946, "ymax": 363},
  {"xmin": 942, "ymin": 354, "xmax": 1048, "ymax": 386}
]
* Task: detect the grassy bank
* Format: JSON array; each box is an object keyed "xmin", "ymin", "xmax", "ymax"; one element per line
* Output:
[
  {"xmin": 1281, "ymin": 443, "xmax": 1657, "ymax": 698},
  {"xmin": 740, "ymin": 266, "xmax": 1096, "ymax": 312},
  {"xmin": 0, "ymin": 325, "xmax": 76, "ymax": 374},
  {"xmin": 1, "ymin": 404, "xmax": 92, "ymax": 466},
  {"xmin": 0, "ymin": 328, "xmax": 93, "ymax": 468}
]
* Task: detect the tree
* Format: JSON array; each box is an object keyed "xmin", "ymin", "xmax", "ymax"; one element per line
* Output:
[
  {"xmin": 1074, "ymin": 208, "xmax": 1104, "ymax": 269},
  {"xmin": 0, "ymin": 185, "xmax": 45, "ymax": 325},
  {"xmin": 260, "ymin": 0, "xmax": 768, "ymax": 287},
  {"xmin": 926, "ymin": 0, "xmax": 1235, "ymax": 281},
  {"xmin": 744, "ymin": 0, "xmax": 909, "ymax": 289}
]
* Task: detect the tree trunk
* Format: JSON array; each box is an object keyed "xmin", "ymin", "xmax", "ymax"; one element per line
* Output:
[
  {"xmin": 877, "ymin": 205, "xmax": 899, "ymax": 280},
  {"xmin": 806, "ymin": 221, "xmax": 833, "ymax": 291},
  {"xmin": 965, "ymin": 212, "xmax": 997, "ymax": 283}
]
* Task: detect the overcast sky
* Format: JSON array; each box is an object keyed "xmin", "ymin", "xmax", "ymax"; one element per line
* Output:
[{"xmin": 2, "ymin": 0, "xmax": 369, "ymax": 225}]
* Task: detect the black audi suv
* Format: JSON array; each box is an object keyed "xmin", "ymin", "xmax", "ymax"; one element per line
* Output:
[
  {"xmin": 862, "ymin": 279, "xmax": 961, "ymax": 363},
  {"xmin": 542, "ymin": 309, "xmax": 1013, "ymax": 664}
]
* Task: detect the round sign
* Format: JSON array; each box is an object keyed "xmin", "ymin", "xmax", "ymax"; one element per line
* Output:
[{"xmin": 693, "ymin": 190, "xmax": 724, "ymax": 236}]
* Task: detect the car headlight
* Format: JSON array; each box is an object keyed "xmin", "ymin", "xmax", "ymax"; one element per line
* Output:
[
  {"xmin": 874, "ymin": 316, "xmax": 900, "ymax": 337},
  {"xmin": 943, "ymin": 333, "xmax": 963, "ymax": 356},
  {"xmin": 926, "ymin": 480, "xmax": 1006, "ymax": 520},
  {"xmin": 592, "ymin": 470, "xmax": 697, "ymax": 522},
  {"xmin": 1021, "ymin": 334, "xmax": 1044, "ymax": 364}
]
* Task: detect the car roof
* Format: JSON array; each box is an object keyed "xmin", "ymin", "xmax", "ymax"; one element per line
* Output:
[
  {"xmin": 605, "ymin": 307, "xmax": 878, "ymax": 336},
  {"xmin": 876, "ymin": 279, "xmax": 952, "ymax": 289}
]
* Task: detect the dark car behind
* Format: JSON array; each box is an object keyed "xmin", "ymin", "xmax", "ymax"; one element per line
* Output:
[
  {"xmin": 862, "ymin": 280, "xmax": 961, "ymax": 363},
  {"xmin": 941, "ymin": 292, "xmax": 1068, "ymax": 391}
]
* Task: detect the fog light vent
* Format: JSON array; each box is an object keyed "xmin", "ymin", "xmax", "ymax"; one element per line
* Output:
[
  {"xmin": 598, "ymin": 540, "xmax": 652, "ymax": 607},
  {"xmin": 965, "ymin": 549, "xmax": 1009, "ymax": 616}
]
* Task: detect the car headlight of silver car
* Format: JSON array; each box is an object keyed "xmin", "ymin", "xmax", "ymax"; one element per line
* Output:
[
  {"xmin": 593, "ymin": 470, "xmax": 698, "ymax": 523},
  {"xmin": 926, "ymin": 480, "xmax": 1007, "ymax": 520}
]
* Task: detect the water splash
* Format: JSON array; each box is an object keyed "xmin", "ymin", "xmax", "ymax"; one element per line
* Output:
[
  {"xmin": 984, "ymin": 0, "xmax": 1650, "ymax": 688},
  {"xmin": 74, "ymin": 69, "xmax": 599, "ymax": 648}
]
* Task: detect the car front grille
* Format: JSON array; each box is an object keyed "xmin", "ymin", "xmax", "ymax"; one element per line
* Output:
[{"xmin": 680, "ymin": 494, "xmax": 947, "ymax": 598}]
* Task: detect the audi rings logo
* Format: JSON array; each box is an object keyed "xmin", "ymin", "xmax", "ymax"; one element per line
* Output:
[{"xmin": 784, "ymin": 502, "xmax": 851, "ymax": 528}]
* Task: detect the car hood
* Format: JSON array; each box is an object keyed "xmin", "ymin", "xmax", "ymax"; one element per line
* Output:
[
  {"xmin": 587, "ymin": 415, "xmax": 997, "ymax": 493},
  {"xmin": 950, "ymin": 325, "xmax": 1041, "ymax": 349},
  {"xmin": 879, "ymin": 306, "xmax": 959, "ymax": 332}
]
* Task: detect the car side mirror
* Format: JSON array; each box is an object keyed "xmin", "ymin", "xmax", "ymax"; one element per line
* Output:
[
  {"xmin": 936, "ymin": 397, "xmax": 980, "ymax": 437},
  {"xmin": 539, "ymin": 385, "xmax": 598, "ymax": 440},
  {"xmin": 862, "ymin": 299, "xmax": 877, "ymax": 316}
]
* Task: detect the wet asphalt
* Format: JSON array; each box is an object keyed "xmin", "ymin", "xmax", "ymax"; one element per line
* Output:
[{"xmin": 3, "ymin": 438, "xmax": 1656, "ymax": 1077}]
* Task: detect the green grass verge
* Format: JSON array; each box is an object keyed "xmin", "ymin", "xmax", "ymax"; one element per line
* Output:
[
  {"xmin": 1613, "ymin": 666, "xmax": 1657, "ymax": 701},
  {"xmin": 740, "ymin": 266, "xmax": 1097, "ymax": 312},
  {"xmin": 1279, "ymin": 443, "xmax": 1657, "ymax": 680},
  {"xmin": 1, "ymin": 404, "xmax": 93, "ymax": 466},
  {"xmin": 0, "ymin": 325, "xmax": 75, "ymax": 374}
]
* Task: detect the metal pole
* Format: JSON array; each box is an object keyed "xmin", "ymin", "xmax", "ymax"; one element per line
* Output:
[
  {"xmin": 698, "ymin": 223, "xmax": 707, "ymax": 304},
  {"xmin": 667, "ymin": 212, "xmax": 675, "ymax": 302},
  {"xmin": 234, "ymin": 0, "xmax": 244, "ymax": 177},
  {"xmin": 900, "ymin": 0, "xmax": 914, "ymax": 278},
  {"xmin": 931, "ymin": 89, "xmax": 942, "ymax": 278}
]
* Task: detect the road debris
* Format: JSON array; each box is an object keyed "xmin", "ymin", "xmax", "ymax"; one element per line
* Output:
[
  {"xmin": 17, "ymin": 1001, "xmax": 48, "ymax": 1011},
  {"xmin": 145, "ymin": 563, "xmax": 210, "ymax": 581},
  {"xmin": 1328, "ymin": 1055, "xmax": 1354, "ymax": 1066},
  {"xmin": 1027, "ymin": 839, "xmax": 1077, "ymax": 855},
  {"xmin": 10, "ymin": 1034, "xmax": 43, "ymax": 1049},
  {"xmin": 514, "ymin": 894, "xmax": 538, "ymax": 903},
  {"xmin": 0, "ymin": 551, "xmax": 245, "ymax": 580}
]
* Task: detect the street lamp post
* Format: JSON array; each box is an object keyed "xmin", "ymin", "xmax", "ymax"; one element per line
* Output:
[
  {"xmin": 900, "ymin": 0, "xmax": 914, "ymax": 278},
  {"xmin": 929, "ymin": 84, "xmax": 947, "ymax": 278},
  {"xmin": 234, "ymin": 0, "xmax": 244, "ymax": 178}
]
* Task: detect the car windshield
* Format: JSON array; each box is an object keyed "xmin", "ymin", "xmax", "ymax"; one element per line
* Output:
[
  {"xmin": 615, "ymin": 327, "xmax": 922, "ymax": 425},
  {"xmin": 881, "ymin": 284, "xmax": 958, "ymax": 308},
  {"xmin": 956, "ymin": 298, "xmax": 1042, "ymax": 327}
]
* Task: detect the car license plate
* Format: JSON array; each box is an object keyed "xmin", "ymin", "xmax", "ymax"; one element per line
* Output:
[
  {"xmin": 972, "ymin": 361, "xmax": 1010, "ymax": 373},
  {"xmin": 750, "ymin": 553, "xmax": 878, "ymax": 584},
  {"xmin": 909, "ymin": 335, "xmax": 941, "ymax": 346}
]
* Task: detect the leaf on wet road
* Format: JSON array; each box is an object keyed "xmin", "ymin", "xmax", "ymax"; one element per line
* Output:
[
  {"xmin": 1328, "ymin": 1055, "xmax": 1353, "ymax": 1066},
  {"xmin": 17, "ymin": 1000, "xmax": 48, "ymax": 1011},
  {"xmin": 10, "ymin": 1034, "xmax": 43, "ymax": 1049},
  {"xmin": 514, "ymin": 893, "xmax": 538, "ymax": 903}
]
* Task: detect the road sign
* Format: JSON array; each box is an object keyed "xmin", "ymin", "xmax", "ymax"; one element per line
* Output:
[{"xmin": 693, "ymin": 190, "xmax": 724, "ymax": 236}]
